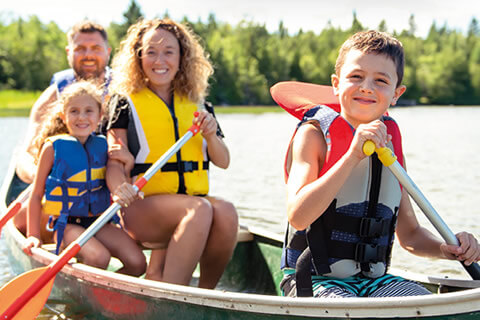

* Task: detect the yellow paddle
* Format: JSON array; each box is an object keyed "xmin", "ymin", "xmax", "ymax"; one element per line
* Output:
[
  {"xmin": 0, "ymin": 121, "xmax": 201, "ymax": 319},
  {"xmin": 363, "ymin": 141, "xmax": 480, "ymax": 280}
]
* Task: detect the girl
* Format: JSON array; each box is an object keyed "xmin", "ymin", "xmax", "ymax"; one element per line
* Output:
[{"xmin": 22, "ymin": 81, "xmax": 146, "ymax": 277}]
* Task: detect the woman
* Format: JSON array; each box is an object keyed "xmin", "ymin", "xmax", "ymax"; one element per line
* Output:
[{"xmin": 106, "ymin": 18, "xmax": 238, "ymax": 288}]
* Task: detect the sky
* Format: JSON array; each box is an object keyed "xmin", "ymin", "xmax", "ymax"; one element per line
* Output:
[{"xmin": 1, "ymin": 0, "xmax": 479, "ymax": 38}]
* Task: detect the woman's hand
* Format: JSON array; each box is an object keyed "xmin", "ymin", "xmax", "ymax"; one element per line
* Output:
[
  {"xmin": 23, "ymin": 236, "xmax": 41, "ymax": 256},
  {"xmin": 108, "ymin": 143, "xmax": 134, "ymax": 173},
  {"xmin": 440, "ymin": 232, "xmax": 480, "ymax": 266},
  {"xmin": 194, "ymin": 110, "xmax": 217, "ymax": 139},
  {"xmin": 111, "ymin": 182, "xmax": 144, "ymax": 208}
]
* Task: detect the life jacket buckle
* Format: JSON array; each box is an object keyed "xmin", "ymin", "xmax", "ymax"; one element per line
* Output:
[
  {"xmin": 183, "ymin": 161, "xmax": 194, "ymax": 172},
  {"xmin": 355, "ymin": 243, "xmax": 387, "ymax": 263},
  {"xmin": 359, "ymin": 217, "xmax": 390, "ymax": 237}
]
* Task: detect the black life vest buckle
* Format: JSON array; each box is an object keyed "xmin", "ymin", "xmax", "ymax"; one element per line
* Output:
[
  {"xmin": 359, "ymin": 217, "xmax": 390, "ymax": 237},
  {"xmin": 355, "ymin": 243, "xmax": 387, "ymax": 263},
  {"xmin": 183, "ymin": 161, "xmax": 194, "ymax": 172}
]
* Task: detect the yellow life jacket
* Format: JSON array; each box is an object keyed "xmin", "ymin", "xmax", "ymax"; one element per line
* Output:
[{"xmin": 127, "ymin": 87, "xmax": 209, "ymax": 196}]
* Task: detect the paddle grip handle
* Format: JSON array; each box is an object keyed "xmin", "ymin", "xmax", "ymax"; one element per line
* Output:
[{"xmin": 362, "ymin": 141, "xmax": 397, "ymax": 166}]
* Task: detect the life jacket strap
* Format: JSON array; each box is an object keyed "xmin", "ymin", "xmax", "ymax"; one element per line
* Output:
[
  {"xmin": 322, "ymin": 214, "xmax": 393, "ymax": 238},
  {"xmin": 295, "ymin": 248, "xmax": 314, "ymax": 297},
  {"xmin": 131, "ymin": 161, "xmax": 209, "ymax": 177},
  {"xmin": 361, "ymin": 153, "xmax": 383, "ymax": 272},
  {"xmin": 53, "ymin": 213, "xmax": 69, "ymax": 255}
]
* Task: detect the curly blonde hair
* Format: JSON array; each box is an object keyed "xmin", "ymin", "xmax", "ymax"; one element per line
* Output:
[
  {"xmin": 110, "ymin": 18, "xmax": 213, "ymax": 103},
  {"xmin": 32, "ymin": 81, "xmax": 103, "ymax": 162}
]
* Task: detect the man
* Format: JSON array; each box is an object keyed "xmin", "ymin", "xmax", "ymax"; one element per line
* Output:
[{"xmin": 12, "ymin": 21, "xmax": 111, "ymax": 233}]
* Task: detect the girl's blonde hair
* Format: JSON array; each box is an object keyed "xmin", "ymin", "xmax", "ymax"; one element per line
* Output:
[
  {"xmin": 110, "ymin": 18, "xmax": 213, "ymax": 103},
  {"xmin": 32, "ymin": 80, "xmax": 103, "ymax": 162}
]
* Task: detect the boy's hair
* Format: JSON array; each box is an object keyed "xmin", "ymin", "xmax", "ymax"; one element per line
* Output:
[
  {"xmin": 110, "ymin": 18, "xmax": 213, "ymax": 103},
  {"xmin": 32, "ymin": 81, "xmax": 103, "ymax": 162},
  {"xmin": 67, "ymin": 20, "xmax": 108, "ymax": 45},
  {"xmin": 335, "ymin": 30, "xmax": 405, "ymax": 87}
]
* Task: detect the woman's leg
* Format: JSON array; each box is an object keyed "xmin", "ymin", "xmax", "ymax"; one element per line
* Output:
[
  {"xmin": 59, "ymin": 224, "xmax": 111, "ymax": 269},
  {"xmin": 94, "ymin": 223, "xmax": 147, "ymax": 276},
  {"xmin": 121, "ymin": 194, "xmax": 213, "ymax": 285},
  {"xmin": 198, "ymin": 197, "xmax": 239, "ymax": 289}
]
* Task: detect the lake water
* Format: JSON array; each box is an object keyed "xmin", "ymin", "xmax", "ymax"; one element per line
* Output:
[{"xmin": 1, "ymin": 107, "xmax": 480, "ymax": 317}]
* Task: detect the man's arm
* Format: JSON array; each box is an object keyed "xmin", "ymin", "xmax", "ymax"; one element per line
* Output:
[{"xmin": 16, "ymin": 85, "xmax": 58, "ymax": 184}]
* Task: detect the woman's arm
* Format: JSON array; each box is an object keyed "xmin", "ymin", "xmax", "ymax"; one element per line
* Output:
[
  {"xmin": 106, "ymin": 128, "xmax": 139, "ymax": 207},
  {"xmin": 195, "ymin": 111, "xmax": 230, "ymax": 169},
  {"xmin": 106, "ymin": 129, "xmax": 132, "ymax": 189}
]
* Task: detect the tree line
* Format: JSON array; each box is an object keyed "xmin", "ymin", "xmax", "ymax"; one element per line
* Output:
[{"xmin": 1, "ymin": 1, "xmax": 480, "ymax": 105}]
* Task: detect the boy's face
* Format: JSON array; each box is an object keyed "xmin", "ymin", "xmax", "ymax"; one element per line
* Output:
[{"xmin": 331, "ymin": 49, "xmax": 406, "ymax": 128}]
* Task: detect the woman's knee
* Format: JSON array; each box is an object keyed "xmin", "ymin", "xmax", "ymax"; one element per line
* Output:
[
  {"xmin": 190, "ymin": 197, "xmax": 214, "ymax": 225},
  {"xmin": 212, "ymin": 200, "xmax": 239, "ymax": 232}
]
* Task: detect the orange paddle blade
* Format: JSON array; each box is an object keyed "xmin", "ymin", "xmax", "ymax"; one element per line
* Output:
[
  {"xmin": 0, "ymin": 267, "xmax": 55, "ymax": 320},
  {"xmin": 0, "ymin": 185, "xmax": 32, "ymax": 235},
  {"xmin": 270, "ymin": 81, "xmax": 340, "ymax": 119},
  {"xmin": 0, "ymin": 202, "xmax": 20, "ymax": 236}
]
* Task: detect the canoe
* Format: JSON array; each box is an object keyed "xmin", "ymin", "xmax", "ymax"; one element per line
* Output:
[{"xmin": 2, "ymin": 159, "xmax": 480, "ymax": 319}]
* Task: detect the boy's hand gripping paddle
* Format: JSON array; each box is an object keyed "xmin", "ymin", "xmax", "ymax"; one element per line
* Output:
[
  {"xmin": 0, "ymin": 120, "xmax": 200, "ymax": 320},
  {"xmin": 363, "ymin": 141, "xmax": 480, "ymax": 280}
]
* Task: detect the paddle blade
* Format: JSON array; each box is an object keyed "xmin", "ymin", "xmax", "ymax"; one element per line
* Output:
[
  {"xmin": 270, "ymin": 81, "xmax": 340, "ymax": 119},
  {"xmin": 0, "ymin": 267, "xmax": 54, "ymax": 320},
  {"xmin": 0, "ymin": 202, "xmax": 21, "ymax": 235}
]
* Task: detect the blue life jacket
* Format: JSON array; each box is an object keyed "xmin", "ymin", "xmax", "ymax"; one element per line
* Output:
[
  {"xmin": 50, "ymin": 67, "xmax": 112, "ymax": 96},
  {"xmin": 43, "ymin": 134, "xmax": 111, "ymax": 254},
  {"xmin": 281, "ymin": 106, "xmax": 404, "ymax": 296}
]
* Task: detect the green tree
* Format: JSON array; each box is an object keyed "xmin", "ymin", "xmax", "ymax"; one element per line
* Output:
[
  {"xmin": 378, "ymin": 20, "xmax": 388, "ymax": 33},
  {"xmin": 408, "ymin": 14, "xmax": 417, "ymax": 37},
  {"xmin": 469, "ymin": 41, "xmax": 480, "ymax": 99},
  {"xmin": 107, "ymin": 0, "xmax": 144, "ymax": 52},
  {"xmin": 350, "ymin": 11, "xmax": 363, "ymax": 33}
]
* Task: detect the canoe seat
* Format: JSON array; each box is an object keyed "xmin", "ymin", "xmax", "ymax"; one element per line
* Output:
[
  {"xmin": 237, "ymin": 226, "xmax": 254, "ymax": 242},
  {"xmin": 138, "ymin": 226, "xmax": 254, "ymax": 250},
  {"xmin": 40, "ymin": 243, "xmax": 57, "ymax": 253}
]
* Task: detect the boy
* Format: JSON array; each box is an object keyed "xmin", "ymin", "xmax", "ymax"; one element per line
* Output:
[{"xmin": 280, "ymin": 30, "xmax": 480, "ymax": 298}]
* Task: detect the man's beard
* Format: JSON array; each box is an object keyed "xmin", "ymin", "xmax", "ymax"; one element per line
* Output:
[{"xmin": 74, "ymin": 60, "xmax": 105, "ymax": 80}]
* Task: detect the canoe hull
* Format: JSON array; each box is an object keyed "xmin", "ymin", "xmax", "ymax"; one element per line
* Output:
[{"xmin": 2, "ymin": 159, "xmax": 480, "ymax": 319}]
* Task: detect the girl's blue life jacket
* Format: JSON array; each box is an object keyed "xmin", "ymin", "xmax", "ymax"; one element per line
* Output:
[{"xmin": 42, "ymin": 134, "xmax": 111, "ymax": 254}]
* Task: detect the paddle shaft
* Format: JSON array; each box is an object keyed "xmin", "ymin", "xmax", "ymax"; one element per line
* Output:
[
  {"xmin": 0, "ymin": 185, "xmax": 32, "ymax": 230},
  {"xmin": 2, "ymin": 124, "xmax": 200, "ymax": 320},
  {"xmin": 364, "ymin": 142, "xmax": 480, "ymax": 280}
]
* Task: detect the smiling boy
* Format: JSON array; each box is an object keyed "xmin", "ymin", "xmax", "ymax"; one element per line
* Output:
[{"xmin": 280, "ymin": 30, "xmax": 480, "ymax": 298}]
